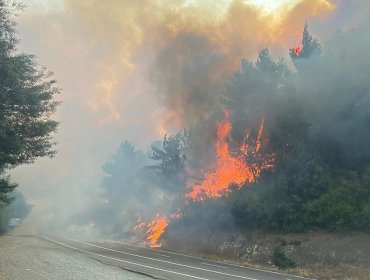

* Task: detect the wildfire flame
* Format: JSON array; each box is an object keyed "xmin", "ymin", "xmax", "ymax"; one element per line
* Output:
[
  {"xmin": 293, "ymin": 46, "xmax": 301, "ymax": 56},
  {"xmin": 186, "ymin": 112, "xmax": 274, "ymax": 201},
  {"xmin": 145, "ymin": 215, "xmax": 168, "ymax": 248},
  {"xmin": 134, "ymin": 209, "xmax": 183, "ymax": 248},
  {"xmin": 134, "ymin": 112, "xmax": 274, "ymax": 247}
]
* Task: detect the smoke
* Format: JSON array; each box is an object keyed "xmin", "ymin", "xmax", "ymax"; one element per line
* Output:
[{"xmin": 8, "ymin": 0, "xmax": 370, "ymax": 237}]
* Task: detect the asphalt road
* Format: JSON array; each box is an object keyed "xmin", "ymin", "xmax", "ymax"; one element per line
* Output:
[
  {"xmin": 42, "ymin": 235, "xmax": 315, "ymax": 280},
  {"xmin": 0, "ymin": 234, "xmax": 148, "ymax": 280}
]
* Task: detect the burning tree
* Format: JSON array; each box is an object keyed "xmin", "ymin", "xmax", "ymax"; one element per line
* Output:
[
  {"xmin": 87, "ymin": 23, "xmax": 370, "ymax": 244},
  {"xmin": 289, "ymin": 23, "xmax": 321, "ymax": 65},
  {"xmin": 186, "ymin": 112, "xmax": 275, "ymax": 202}
]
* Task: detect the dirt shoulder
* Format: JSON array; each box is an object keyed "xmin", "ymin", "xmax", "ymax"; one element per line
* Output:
[
  {"xmin": 0, "ymin": 234, "xmax": 148, "ymax": 280},
  {"xmin": 163, "ymin": 230, "xmax": 370, "ymax": 280}
]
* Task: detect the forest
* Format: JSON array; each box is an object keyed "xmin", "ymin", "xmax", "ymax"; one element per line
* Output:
[{"xmin": 85, "ymin": 24, "xmax": 370, "ymax": 244}]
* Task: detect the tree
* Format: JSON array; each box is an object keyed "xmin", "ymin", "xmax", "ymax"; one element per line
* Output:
[
  {"xmin": 0, "ymin": 1, "xmax": 60, "ymax": 203},
  {"xmin": 289, "ymin": 23, "xmax": 321, "ymax": 65},
  {"xmin": 89, "ymin": 140, "xmax": 149, "ymax": 236},
  {"xmin": 223, "ymin": 48, "xmax": 288, "ymax": 142},
  {"xmin": 150, "ymin": 131, "xmax": 187, "ymax": 192},
  {"xmin": 101, "ymin": 140, "xmax": 146, "ymax": 203},
  {"xmin": 0, "ymin": 190, "xmax": 31, "ymax": 233}
]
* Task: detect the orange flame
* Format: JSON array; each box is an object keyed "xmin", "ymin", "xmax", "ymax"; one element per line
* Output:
[
  {"xmin": 133, "ymin": 113, "xmax": 274, "ymax": 247},
  {"xmin": 186, "ymin": 112, "xmax": 274, "ymax": 201},
  {"xmin": 256, "ymin": 118, "xmax": 264, "ymax": 151},
  {"xmin": 293, "ymin": 46, "xmax": 301, "ymax": 56},
  {"xmin": 240, "ymin": 118, "xmax": 275, "ymax": 179},
  {"xmin": 145, "ymin": 215, "xmax": 168, "ymax": 248}
]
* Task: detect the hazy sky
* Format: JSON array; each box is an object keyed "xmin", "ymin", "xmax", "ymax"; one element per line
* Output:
[{"xmin": 9, "ymin": 0, "xmax": 368, "ymax": 231}]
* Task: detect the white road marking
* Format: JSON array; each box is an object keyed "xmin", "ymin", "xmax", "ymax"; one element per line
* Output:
[
  {"xmin": 41, "ymin": 235, "xmax": 209, "ymax": 280},
  {"xmin": 94, "ymin": 241, "xmax": 138, "ymax": 251},
  {"xmin": 154, "ymin": 253, "xmax": 170, "ymax": 258},
  {"xmin": 200, "ymin": 262, "xmax": 227, "ymax": 269},
  {"xmin": 62, "ymin": 236, "xmax": 260, "ymax": 280},
  {"xmin": 100, "ymin": 240, "xmax": 314, "ymax": 280},
  {"xmin": 124, "ymin": 247, "xmax": 138, "ymax": 251}
]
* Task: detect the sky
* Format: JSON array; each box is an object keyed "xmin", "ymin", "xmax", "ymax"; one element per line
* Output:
[{"xmin": 9, "ymin": 0, "xmax": 369, "ymax": 232}]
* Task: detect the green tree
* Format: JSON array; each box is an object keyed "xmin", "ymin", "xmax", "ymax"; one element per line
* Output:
[
  {"xmin": 0, "ymin": 1, "xmax": 60, "ymax": 203},
  {"xmin": 101, "ymin": 140, "xmax": 146, "ymax": 203},
  {"xmin": 289, "ymin": 23, "xmax": 321, "ymax": 64},
  {"xmin": 150, "ymin": 131, "xmax": 187, "ymax": 192},
  {"xmin": 0, "ymin": 172, "xmax": 16, "ymax": 204},
  {"xmin": 224, "ymin": 48, "xmax": 288, "ymax": 142},
  {"xmin": 91, "ymin": 140, "xmax": 148, "ymax": 236}
]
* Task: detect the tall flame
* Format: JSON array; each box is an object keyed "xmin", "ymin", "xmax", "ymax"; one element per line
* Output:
[
  {"xmin": 186, "ymin": 112, "xmax": 273, "ymax": 201},
  {"xmin": 134, "ymin": 112, "xmax": 274, "ymax": 247},
  {"xmin": 145, "ymin": 215, "xmax": 168, "ymax": 248}
]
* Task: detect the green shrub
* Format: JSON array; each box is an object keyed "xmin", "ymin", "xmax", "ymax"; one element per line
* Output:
[
  {"xmin": 280, "ymin": 239, "xmax": 288, "ymax": 246},
  {"xmin": 289, "ymin": 240, "xmax": 302, "ymax": 246},
  {"xmin": 272, "ymin": 247, "xmax": 296, "ymax": 269}
]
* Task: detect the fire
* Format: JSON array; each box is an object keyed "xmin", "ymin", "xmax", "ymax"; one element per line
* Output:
[
  {"xmin": 133, "ymin": 113, "xmax": 274, "ymax": 247},
  {"xmin": 240, "ymin": 118, "xmax": 275, "ymax": 179},
  {"xmin": 293, "ymin": 46, "xmax": 301, "ymax": 56},
  {"xmin": 145, "ymin": 215, "xmax": 168, "ymax": 248},
  {"xmin": 133, "ymin": 210, "xmax": 181, "ymax": 248},
  {"xmin": 256, "ymin": 118, "xmax": 264, "ymax": 151},
  {"xmin": 186, "ymin": 112, "xmax": 274, "ymax": 201}
]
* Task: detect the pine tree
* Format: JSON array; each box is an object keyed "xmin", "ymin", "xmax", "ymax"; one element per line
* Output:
[
  {"xmin": 290, "ymin": 23, "xmax": 321, "ymax": 64},
  {"xmin": 0, "ymin": 1, "xmax": 60, "ymax": 203}
]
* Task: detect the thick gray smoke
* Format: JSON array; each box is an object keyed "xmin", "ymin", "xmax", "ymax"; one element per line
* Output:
[{"xmin": 7, "ymin": 0, "xmax": 370, "ymax": 240}]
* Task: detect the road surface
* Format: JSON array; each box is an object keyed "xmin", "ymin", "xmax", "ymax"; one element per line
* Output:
[
  {"xmin": 41, "ymin": 235, "xmax": 314, "ymax": 280},
  {"xmin": 0, "ymin": 234, "xmax": 148, "ymax": 280}
]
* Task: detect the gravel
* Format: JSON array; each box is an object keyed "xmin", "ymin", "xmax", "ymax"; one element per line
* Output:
[{"xmin": 0, "ymin": 234, "xmax": 151, "ymax": 280}]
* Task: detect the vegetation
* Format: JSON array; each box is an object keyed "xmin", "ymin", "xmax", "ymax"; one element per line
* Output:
[
  {"xmin": 92, "ymin": 24, "xmax": 370, "ymax": 237},
  {"xmin": 0, "ymin": 190, "xmax": 31, "ymax": 233},
  {"xmin": 272, "ymin": 247, "xmax": 296, "ymax": 269},
  {"xmin": 0, "ymin": 1, "xmax": 59, "ymax": 230},
  {"xmin": 223, "ymin": 24, "xmax": 370, "ymax": 233}
]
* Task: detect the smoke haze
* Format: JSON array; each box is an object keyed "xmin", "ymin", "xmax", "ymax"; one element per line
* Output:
[{"xmin": 8, "ymin": 0, "xmax": 370, "ymax": 235}]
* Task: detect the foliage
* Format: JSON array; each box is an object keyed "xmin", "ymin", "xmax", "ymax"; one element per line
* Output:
[
  {"xmin": 6, "ymin": 190, "xmax": 31, "ymax": 219},
  {"xmin": 224, "ymin": 48, "xmax": 288, "ymax": 140},
  {"xmin": 101, "ymin": 140, "xmax": 147, "ymax": 203},
  {"xmin": 289, "ymin": 23, "xmax": 321, "ymax": 64},
  {"xmin": 0, "ymin": 171, "xmax": 17, "ymax": 204},
  {"xmin": 91, "ymin": 24, "xmax": 370, "ymax": 237},
  {"xmin": 0, "ymin": 0, "xmax": 60, "ymax": 203},
  {"xmin": 149, "ymin": 131, "xmax": 188, "ymax": 192},
  {"xmin": 272, "ymin": 247, "xmax": 296, "ymax": 269},
  {"xmin": 90, "ymin": 140, "xmax": 148, "ymax": 236},
  {"xmin": 223, "ymin": 24, "xmax": 370, "ymax": 233},
  {"xmin": 0, "ymin": 190, "xmax": 31, "ymax": 233},
  {"xmin": 305, "ymin": 173, "xmax": 370, "ymax": 232}
]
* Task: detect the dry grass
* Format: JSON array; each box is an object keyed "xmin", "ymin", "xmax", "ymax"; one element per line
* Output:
[
  {"xmin": 289, "ymin": 264, "xmax": 370, "ymax": 280},
  {"xmin": 192, "ymin": 252, "xmax": 370, "ymax": 280},
  {"xmin": 164, "ymin": 231, "xmax": 370, "ymax": 280}
]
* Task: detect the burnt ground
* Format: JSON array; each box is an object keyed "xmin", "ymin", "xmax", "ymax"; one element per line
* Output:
[{"xmin": 163, "ymin": 230, "xmax": 370, "ymax": 280}]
